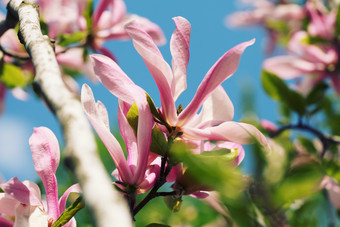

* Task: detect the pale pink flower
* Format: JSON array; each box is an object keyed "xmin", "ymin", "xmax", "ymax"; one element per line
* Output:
[
  {"xmin": 263, "ymin": 31, "xmax": 340, "ymax": 94},
  {"xmin": 261, "ymin": 119, "xmax": 278, "ymax": 133},
  {"xmin": 81, "ymin": 81, "xmax": 158, "ymax": 193},
  {"xmin": 306, "ymin": 1, "xmax": 336, "ymax": 40},
  {"xmin": 0, "ymin": 127, "xmax": 80, "ymax": 226},
  {"xmin": 119, "ymin": 16, "xmax": 267, "ymax": 146},
  {"xmin": 78, "ymin": 0, "xmax": 166, "ymax": 60}
]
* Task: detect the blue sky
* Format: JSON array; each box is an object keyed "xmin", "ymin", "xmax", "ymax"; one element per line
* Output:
[{"xmin": 0, "ymin": 1, "xmax": 277, "ymax": 182}]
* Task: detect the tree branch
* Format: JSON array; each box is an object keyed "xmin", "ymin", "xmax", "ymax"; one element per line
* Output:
[{"xmin": 4, "ymin": 0, "xmax": 133, "ymax": 226}]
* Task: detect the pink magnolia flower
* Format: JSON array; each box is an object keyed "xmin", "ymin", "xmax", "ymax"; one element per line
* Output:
[
  {"xmin": 306, "ymin": 1, "xmax": 336, "ymax": 40},
  {"xmin": 78, "ymin": 0, "xmax": 166, "ymax": 60},
  {"xmin": 117, "ymin": 16, "xmax": 267, "ymax": 146},
  {"xmin": 263, "ymin": 31, "xmax": 340, "ymax": 94},
  {"xmin": 226, "ymin": 1, "xmax": 304, "ymax": 54},
  {"xmin": 81, "ymin": 81, "xmax": 158, "ymax": 194},
  {"xmin": 0, "ymin": 127, "xmax": 80, "ymax": 226}
]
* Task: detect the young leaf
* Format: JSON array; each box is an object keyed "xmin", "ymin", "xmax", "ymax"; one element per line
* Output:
[
  {"xmin": 51, "ymin": 195, "xmax": 84, "ymax": 227},
  {"xmin": 127, "ymin": 102, "xmax": 138, "ymax": 134},
  {"xmin": 306, "ymin": 82, "xmax": 328, "ymax": 106},
  {"xmin": 146, "ymin": 92, "xmax": 162, "ymax": 121},
  {"xmin": 0, "ymin": 63, "xmax": 28, "ymax": 88},
  {"xmin": 170, "ymin": 142, "xmax": 245, "ymax": 200},
  {"xmin": 150, "ymin": 125, "xmax": 167, "ymax": 156},
  {"xmin": 261, "ymin": 70, "xmax": 306, "ymax": 115},
  {"xmin": 200, "ymin": 148, "xmax": 239, "ymax": 162},
  {"xmin": 163, "ymin": 195, "xmax": 183, "ymax": 213},
  {"xmin": 58, "ymin": 31, "xmax": 88, "ymax": 47}
]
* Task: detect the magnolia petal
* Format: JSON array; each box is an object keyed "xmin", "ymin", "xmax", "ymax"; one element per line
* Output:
[
  {"xmin": 184, "ymin": 86, "xmax": 234, "ymax": 128},
  {"xmin": 0, "ymin": 193, "xmax": 20, "ymax": 215},
  {"xmin": 183, "ymin": 121, "xmax": 267, "ymax": 146},
  {"xmin": 58, "ymin": 184, "xmax": 81, "ymax": 227},
  {"xmin": 29, "ymin": 127, "xmax": 60, "ymax": 220},
  {"xmin": 125, "ymin": 21, "xmax": 177, "ymax": 125},
  {"xmin": 0, "ymin": 178, "xmax": 42, "ymax": 208},
  {"xmin": 92, "ymin": 0, "xmax": 112, "ymax": 28},
  {"xmin": 190, "ymin": 191, "xmax": 210, "ymax": 199},
  {"xmin": 81, "ymin": 84, "xmax": 133, "ymax": 184},
  {"xmin": 94, "ymin": 0, "xmax": 126, "ymax": 29},
  {"xmin": 90, "ymin": 54, "xmax": 145, "ymax": 105},
  {"xmin": 263, "ymin": 55, "xmax": 319, "ymax": 79},
  {"xmin": 133, "ymin": 93, "xmax": 154, "ymax": 184},
  {"xmin": 118, "ymin": 100, "xmax": 138, "ymax": 173},
  {"xmin": 0, "ymin": 216, "xmax": 12, "ymax": 227},
  {"xmin": 170, "ymin": 16, "xmax": 191, "ymax": 101},
  {"xmin": 13, "ymin": 204, "xmax": 48, "ymax": 227},
  {"xmin": 178, "ymin": 39, "xmax": 254, "ymax": 125}
]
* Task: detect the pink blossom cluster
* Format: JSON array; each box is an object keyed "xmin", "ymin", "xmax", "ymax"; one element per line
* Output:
[
  {"xmin": 0, "ymin": 127, "xmax": 80, "ymax": 226},
  {"xmin": 0, "ymin": 0, "xmax": 165, "ymax": 114},
  {"xmin": 81, "ymin": 16, "xmax": 266, "ymax": 199},
  {"xmin": 228, "ymin": 0, "xmax": 340, "ymax": 95}
]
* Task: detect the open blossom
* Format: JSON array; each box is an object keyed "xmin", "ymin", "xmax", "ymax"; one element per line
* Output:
[
  {"xmin": 81, "ymin": 82, "xmax": 159, "ymax": 194},
  {"xmin": 78, "ymin": 0, "xmax": 166, "ymax": 60},
  {"xmin": 263, "ymin": 31, "xmax": 340, "ymax": 94},
  {"xmin": 120, "ymin": 16, "xmax": 267, "ymax": 146},
  {"xmin": 0, "ymin": 127, "xmax": 80, "ymax": 226},
  {"xmin": 226, "ymin": 0, "xmax": 304, "ymax": 53}
]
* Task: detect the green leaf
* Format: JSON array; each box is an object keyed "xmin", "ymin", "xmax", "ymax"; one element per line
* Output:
[
  {"xmin": 51, "ymin": 195, "xmax": 85, "ymax": 227},
  {"xmin": 306, "ymin": 82, "xmax": 328, "ymax": 106},
  {"xmin": 297, "ymin": 137, "xmax": 317, "ymax": 154},
  {"xmin": 58, "ymin": 31, "xmax": 88, "ymax": 47},
  {"xmin": 170, "ymin": 142, "xmax": 245, "ymax": 200},
  {"xmin": 150, "ymin": 125, "xmax": 167, "ymax": 156},
  {"xmin": 163, "ymin": 195, "xmax": 183, "ymax": 213},
  {"xmin": 200, "ymin": 148, "xmax": 239, "ymax": 162},
  {"xmin": 146, "ymin": 92, "xmax": 162, "ymax": 121},
  {"xmin": 274, "ymin": 164, "xmax": 323, "ymax": 204},
  {"xmin": 261, "ymin": 70, "xmax": 306, "ymax": 115},
  {"xmin": 127, "ymin": 102, "xmax": 138, "ymax": 134},
  {"xmin": 0, "ymin": 63, "xmax": 28, "ymax": 88},
  {"xmin": 83, "ymin": 0, "xmax": 94, "ymax": 32}
]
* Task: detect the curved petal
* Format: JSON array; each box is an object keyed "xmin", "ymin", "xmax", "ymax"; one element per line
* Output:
[
  {"xmin": 14, "ymin": 204, "xmax": 48, "ymax": 227},
  {"xmin": 263, "ymin": 55, "xmax": 320, "ymax": 79},
  {"xmin": 184, "ymin": 86, "xmax": 234, "ymax": 128},
  {"xmin": 29, "ymin": 127, "xmax": 60, "ymax": 220},
  {"xmin": 97, "ymin": 14, "xmax": 166, "ymax": 45},
  {"xmin": 81, "ymin": 84, "xmax": 133, "ymax": 184},
  {"xmin": 0, "ymin": 178, "xmax": 42, "ymax": 207},
  {"xmin": 178, "ymin": 39, "xmax": 255, "ymax": 126},
  {"xmin": 133, "ymin": 92, "xmax": 154, "ymax": 184},
  {"xmin": 125, "ymin": 21, "xmax": 177, "ymax": 125},
  {"xmin": 58, "ymin": 184, "xmax": 81, "ymax": 227},
  {"xmin": 0, "ymin": 216, "xmax": 12, "ymax": 227},
  {"xmin": 90, "ymin": 54, "xmax": 145, "ymax": 105},
  {"xmin": 118, "ymin": 100, "xmax": 138, "ymax": 174},
  {"xmin": 0, "ymin": 194, "xmax": 20, "ymax": 215},
  {"xmin": 182, "ymin": 121, "xmax": 267, "ymax": 146},
  {"xmin": 170, "ymin": 16, "xmax": 191, "ymax": 101}
]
